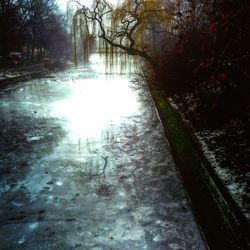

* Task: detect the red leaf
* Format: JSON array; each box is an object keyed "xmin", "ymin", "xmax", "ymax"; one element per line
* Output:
[
  {"xmin": 199, "ymin": 33, "xmax": 206, "ymax": 43},
  {"xmin": 174, "ymin": 48, "xmax": 182, "ymax": 56},
  {"xmin": 217, "ymin": 0, "xmax": 225, "ymax": 4},
  {"xmin": 219, "ymin": 72, "xmax": 227, "ymax": 81},
  {"xmin": 198, "ymin": 62, "xmax": 207, "ymax": 69},
  {"xmin": 213, "ymin": 102, "xmax": 219, "ymax": 108},
  {"xmin": 210, "ymin": 22, "xmax": 219, "ymax": 31},
  {"xmin": 210, "ymin": 75, "xmax": 216, "ymax": 82}
]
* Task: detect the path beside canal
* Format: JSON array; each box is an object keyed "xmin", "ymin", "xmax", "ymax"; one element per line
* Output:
[{"xmin": 0, "ymin": 63, "xmax": 207, "ymax": 249}]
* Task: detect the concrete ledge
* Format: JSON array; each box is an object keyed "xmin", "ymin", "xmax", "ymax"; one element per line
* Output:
[
  {"xmin": 151, "ymin": 89, "xmax": 250, "ymax": 249},
  {"xmin": 0, "ymin": 70, "xmax": 48, "ymax": 87}
]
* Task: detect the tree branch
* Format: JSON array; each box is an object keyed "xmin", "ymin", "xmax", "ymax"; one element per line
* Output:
[{"xmin": 73, "ymin": 0, "xmax": 159, "ymax": 67}]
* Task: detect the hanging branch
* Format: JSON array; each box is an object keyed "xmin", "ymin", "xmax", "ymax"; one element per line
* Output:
[{"xmin": 72, "ymin": 0, "xmax": 172, "ymax": 67}]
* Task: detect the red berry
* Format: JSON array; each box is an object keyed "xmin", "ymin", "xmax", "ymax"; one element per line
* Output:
[
  {"xmin": 210, "ymin": 75, "xmax": 216, "ymax": 82},
  {"xmin": 210, "ymin": 22, "xmax": 219, "ymax": 31},
  {"xmin": 219, "ymin": 73, "xmax": 227, "ymax": 81}
]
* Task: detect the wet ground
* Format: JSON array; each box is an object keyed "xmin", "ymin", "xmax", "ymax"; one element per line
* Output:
[{"xmin": 0, "ymin": 59, "xmax": 207, "ymax": 249}]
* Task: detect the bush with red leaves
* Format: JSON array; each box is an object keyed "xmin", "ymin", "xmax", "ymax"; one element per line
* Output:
[{"xmin": 153, "ymin": 0, "xmax": 250, "ymax": 128}]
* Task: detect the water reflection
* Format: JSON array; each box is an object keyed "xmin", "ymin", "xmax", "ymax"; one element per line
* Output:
[
  {"xmin": 52, "ymin": 71, "xmax": 139, "ymax": 141},
  {"xmin": 0, "ymin": 54, "xmax": 206, "ymax": 250},
  {"xmin": 89, "ymin": 53, "xmax": 138, "ymax": 74}
]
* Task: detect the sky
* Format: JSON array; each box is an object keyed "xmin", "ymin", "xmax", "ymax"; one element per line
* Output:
[{"xmin": 56, "ymin": 0, "xmax": 120, "ymax": 12}]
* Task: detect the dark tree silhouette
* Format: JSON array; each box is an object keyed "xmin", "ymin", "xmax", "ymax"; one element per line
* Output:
[{"xmin": 0, "ymin": 0, "xmax": 69, "ymax": 63}]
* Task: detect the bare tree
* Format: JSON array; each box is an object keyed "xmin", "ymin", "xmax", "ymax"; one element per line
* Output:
[{"xmin": 72, "ymin": 0, "xmax": 172, "ymax": 67}]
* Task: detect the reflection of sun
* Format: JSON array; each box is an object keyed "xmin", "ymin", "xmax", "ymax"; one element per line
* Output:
[{"xmin": 52, "ymin": 75, "xmax": 139, "ymax": 140}]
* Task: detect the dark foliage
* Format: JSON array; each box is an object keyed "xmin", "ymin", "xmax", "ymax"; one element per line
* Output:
[
  {"xmin": 148, "ymin": 1, "xmax": 250, "ymax": 214},
  {"xmin": 0, "ymin": 1, "xmax": 22, "ymax": 57},
  {"xmin": 0, "ymin": 0, "xmax": 69, "ymax": 64},
  {"xmin": 153, "ymin": 0, "xmax": 250, "ymax": 130}
]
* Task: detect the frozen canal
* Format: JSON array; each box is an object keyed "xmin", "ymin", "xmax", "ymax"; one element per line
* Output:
[{"xmin": 0, "ymin": 59, "xmax": 206, "ymax": 249}]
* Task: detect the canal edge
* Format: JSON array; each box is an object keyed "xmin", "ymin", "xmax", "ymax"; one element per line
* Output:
[
  {"xmin": 0, "ymin": 70, "xmax": 49, "ymax": 88},
  {"xmin": 149, "ymin": 87, "xmax": 250, "ymax": 250}
]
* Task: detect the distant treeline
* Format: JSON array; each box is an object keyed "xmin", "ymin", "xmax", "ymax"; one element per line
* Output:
[{"xmin": 0, "ymin": 0, "xmax": 69, "ymax": 64}]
